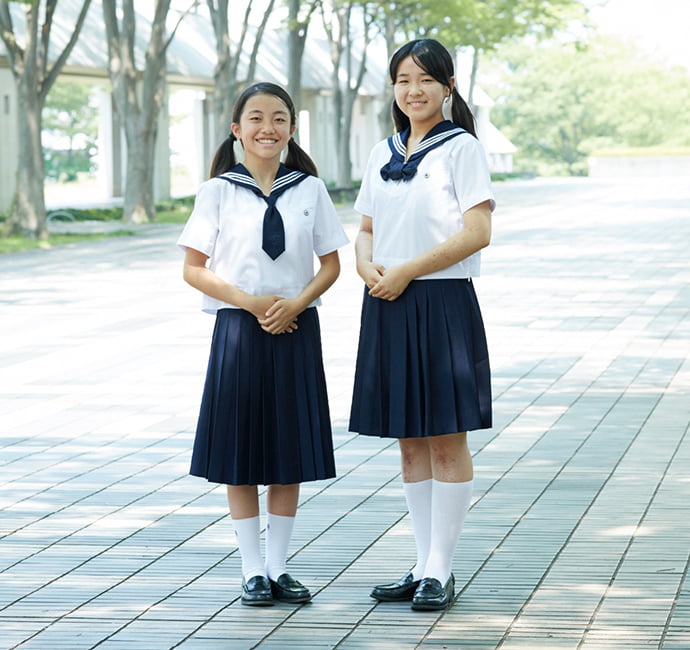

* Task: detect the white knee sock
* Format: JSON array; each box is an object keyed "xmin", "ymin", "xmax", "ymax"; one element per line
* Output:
[
  {"xmin": 403, "ymin": 478, "xmax": 433, "ymax": 581},
  {"xmin": 233, "ymin": 515, "xmax": 265, "ymax": 581},
  {"xmin": 423, "ymin": 479, "xmax": 473, "ymax": 583},
  {"xmin": 265, "ymin": 513, "xmax": 295, "ymax": 581}
]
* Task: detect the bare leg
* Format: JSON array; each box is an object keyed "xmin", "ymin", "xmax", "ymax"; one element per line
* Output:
[
  {"xmin": 266, "ymin": 483, "xmax": 300, "ymax": 516},
  {"xmin": 398, "ymin": 439, "xmax": 432, "ymax": 579},
  {"xmin": 428, "ymin": 431, "xmax": 473, "ymax": 482}
]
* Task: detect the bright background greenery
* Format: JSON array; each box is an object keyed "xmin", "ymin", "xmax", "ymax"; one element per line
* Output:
[{"xmin": 484, "ymin": 36, "xmax": 690, "ymax": 176}]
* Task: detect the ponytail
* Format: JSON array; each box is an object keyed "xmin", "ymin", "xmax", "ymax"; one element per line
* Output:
[
  {"xmin": 285, "ymin": 138, "xmax": 319, "ymax": 177},
  {"xmin": 209, "ymin": 133, "xmax": 238, "ymax": 178},
  {"xmin": 450, "ymin": 88, "xmax": 477, "ymax": 137}
]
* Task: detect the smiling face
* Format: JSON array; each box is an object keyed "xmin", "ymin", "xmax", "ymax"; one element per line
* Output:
[
  {"xmin": 393, "ymin": 55, "xmax": 451, "ymax": 132},
  {"xmin": 231, "ymin": 93, "xmax": 295, "ymax": 166}
]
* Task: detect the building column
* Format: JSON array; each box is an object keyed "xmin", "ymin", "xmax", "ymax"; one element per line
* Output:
[
  {"xmin": 0, "ymin": 69, "xmax": 18, "ymax": 212},
  {"xmin": 96, "ymin": 89, "xmax": 123, "ymax": 201}
]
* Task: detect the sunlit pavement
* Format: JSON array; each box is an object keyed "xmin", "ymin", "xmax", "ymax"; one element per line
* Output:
[{"xmin": 1, "ymin": 176, "xmax": 689, "ymax": 649}]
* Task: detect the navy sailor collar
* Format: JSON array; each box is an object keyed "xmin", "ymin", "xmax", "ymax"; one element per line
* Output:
[
  {"xmin": 219, "ymin": 163, "xmax": 309, "ymax": 260},
  {"xmin": 380, "ymin": 120, "xmax": 467, "ymax": 182}
]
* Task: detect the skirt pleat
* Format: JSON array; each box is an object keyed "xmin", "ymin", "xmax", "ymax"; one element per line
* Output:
[
  {"xmin": 190, "ymin": 307, "xmax": 335, "ymax": 485},
  {"xmin": 349, "ymin": 279, "xmax": 492, "ymax": 438}
]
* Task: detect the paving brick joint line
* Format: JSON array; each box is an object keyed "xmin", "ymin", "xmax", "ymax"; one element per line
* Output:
[{"xmin": 1, "ymin": 177, "xmax": 689, "ymax": 649}]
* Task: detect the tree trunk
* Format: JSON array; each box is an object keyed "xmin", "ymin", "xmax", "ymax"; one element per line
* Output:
[
  {"xmin": 0, "ymin": 0, "xmax": 93, "ymax": 239},
  {"xmin": 103, "ymin": 0, "xmax": 172, "ymax": 223},
  {"xmin": 208, "ymin": 0, "xmax": 274, "ymax": 145},
  {"xmin": 287, "ymin": 0, "xmax": 318, "ymax": 114},
  {"xmin": 377, "ymin": 10, "xmax": 396, "ymax": 137},
  {"xmin": 122, "ymin": 116, "xmax": 156, "ymax": 224},
  {"xmin": 11, "ymin": 79, "xmax": 47, "ymax": 239}
]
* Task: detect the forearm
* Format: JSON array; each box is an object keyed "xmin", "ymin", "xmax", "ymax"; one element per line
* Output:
[
  {"xmin": 182, "ymin": 263, "xmax": 254, "ymax": 311},
  {"xmin": 293, "ymin": 251, "xmax": 341, "ymax": 310},
  {"xmin": 355, "ymin": 228, "xmax": 373, "ymax": 265},
  {"xmin": 402, "ymin": 227, "xmax": 490, "ymax": 280},
  {"xmin": 399, "ymin": 203, "xmax": 492, "ymax": 281}
]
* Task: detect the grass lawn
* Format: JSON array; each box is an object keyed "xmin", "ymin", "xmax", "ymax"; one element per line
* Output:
[{"xmin": 0, "ymin": 197, "xmax": 192, "ymax": 255}]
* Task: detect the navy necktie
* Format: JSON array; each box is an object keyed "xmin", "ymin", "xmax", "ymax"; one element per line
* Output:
[
  {"xmin": 220, "ymin": 163, "xmax": 309, "ymax": 260},
  {"xmin": 380, "ymin": 120, "xmax": 467, "ymax": 182}
]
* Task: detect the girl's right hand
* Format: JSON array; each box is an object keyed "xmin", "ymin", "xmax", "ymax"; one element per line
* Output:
[{"xmin": 356, "ymin": 260, "xmax": 385, "ymax": 289}]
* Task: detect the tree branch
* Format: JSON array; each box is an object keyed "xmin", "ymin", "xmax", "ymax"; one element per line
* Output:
[
  {"xmin": 232, "ymin": 0, "xmax": 253, "ymax": 81},
  {"xmin": 0, "ymin": 1, "xmax": 23, "ymax": 73},
  {"xmin": 165, "ymin": 0, "xmax": 199, "ymax": 51},
  {"xmin": 246, "ymin": 0, "xmax": 276, "ymax": 82},
  {"xmin": 42, "ymin": 0, "xmax": 93, "ymax": 98}
]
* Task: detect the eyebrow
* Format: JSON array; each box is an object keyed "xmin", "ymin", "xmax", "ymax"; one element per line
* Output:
[{"xmin": 246, "ymin": 108, "xmax": 289, "ymax": 116}]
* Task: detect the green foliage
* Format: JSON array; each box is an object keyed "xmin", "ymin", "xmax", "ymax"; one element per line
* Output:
[
  {"xmin": 43, "ymin": 81, "xmax": 99, "ymax": 181},
  {"xmin": 485, "ymin": 37, "xmax": 690, "ymax": 175},
  {"xmin": 154, "ymin": 196, "xmax": 195, "ymax": 223},
  {"xmin": 395, "ymin": 0, "xmax": 587, "ymax": 52},
  {"xmin": 0, "ymin": 231, "xmax": 137, "ymax": 255}
]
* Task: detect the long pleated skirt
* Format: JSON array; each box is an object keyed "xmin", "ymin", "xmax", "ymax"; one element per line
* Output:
[
  {"xmin": 349, "ymin": 279, "xmax": 492, "ymax": 438},
  {"xmin": 190, "ymin": 307, "xmax": 336, "ymax": 486}
]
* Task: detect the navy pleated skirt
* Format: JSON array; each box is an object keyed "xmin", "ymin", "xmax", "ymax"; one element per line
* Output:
[
  {"xmin": 190, "ymin": 307, "xmax": 336, "ymax": 486},
  {"xmin": 349, "ymin": 279, "xmax": 492, "ymax": 438}
]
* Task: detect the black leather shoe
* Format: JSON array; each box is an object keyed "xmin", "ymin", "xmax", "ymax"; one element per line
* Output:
[
  {"xmin": 269, "ymin": 573, "xmax": 312, "ymax": 603},
  {"xmin": 411, "ymin": 574, "xmax": 455, "ymax": 611},
  {"xmin": 370, "ymin": 571, "xmax": 421, "ymax": 602},
  {"xmin": 241, "ymin": 575, "xmax": 274, "ymax": 606}
]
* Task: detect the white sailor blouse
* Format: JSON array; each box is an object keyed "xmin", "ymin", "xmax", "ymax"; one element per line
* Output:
[{"xmin": 178, "ymin": 167, "xmax": 349, "ymax": 314}]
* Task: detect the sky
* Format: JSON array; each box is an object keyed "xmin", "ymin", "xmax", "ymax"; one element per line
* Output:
[{"xmin": 587, "ymin": 0, "xmax": 690, "ymax": 71}]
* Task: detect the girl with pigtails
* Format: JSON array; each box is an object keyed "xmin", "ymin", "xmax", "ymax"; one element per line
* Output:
[
  {"xmin": 178, "ymin": 82, "xmax": 348, "ymax": 607},
  {"xmin": 350, "ymin": 39, "xmax": 495, "ymax": 611}
]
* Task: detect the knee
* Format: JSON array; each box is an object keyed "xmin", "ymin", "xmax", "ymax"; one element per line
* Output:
[
  {"xmin": 429, "ymin": 433, "xmax": 467, "ymax": 468},
  {"xmin": 399, "ymin": 439, "xmax": 427, "ymax": 468}
]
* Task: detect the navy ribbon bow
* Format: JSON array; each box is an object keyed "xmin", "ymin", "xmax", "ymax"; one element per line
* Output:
[
  {"xmin": 220, "ymin": 163, "xmax": 309, "ymax": 260},
  {"xmin": 380, "ymin": 120, "xmax": 466, "ymax": 182}
]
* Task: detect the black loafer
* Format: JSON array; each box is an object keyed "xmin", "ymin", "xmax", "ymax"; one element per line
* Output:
[
  {"xmin": 411, "ymin": 574, "xmax": 455, "ymax": 611},
  {"xmin": 370, "ymin": 571, "xmax": 421, "ymax": 602},
  {"xmin": 241, "ymin": 575, "xmax": 274, "ymax": 606},
  {"xmin": 269, "ymin": 573, "xmax": 312, "ymax": 603}
]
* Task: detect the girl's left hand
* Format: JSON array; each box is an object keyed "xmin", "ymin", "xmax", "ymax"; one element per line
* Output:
[
  {"xmin": 258, "ymin": 298, "xmax": 303, "ymax": 334},
  {"xmin": 368, "ymin": 264, "xmax": 413, "ymax": 301}
]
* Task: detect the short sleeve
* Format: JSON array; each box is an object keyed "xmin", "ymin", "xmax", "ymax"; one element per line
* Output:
[
  {"xmin": 312, "ymin": 178, "xmax": 349, "ymax": 256},
  {"xmin": 451, "ymin": 137, "xmax": 496, "ymax": 214},
  {"xmin": 177, "ymin": 179, "xmax": 221, "ymax": 258},
  {"xmin": 353, "ymin": 147, "xmax": 379, "ymax": 217}
]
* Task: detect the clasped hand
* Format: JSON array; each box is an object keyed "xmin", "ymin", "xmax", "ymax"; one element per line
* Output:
[
  {"xmin": 249, "ymin": 295, "xmax": 301, "ymax": 334},
  {"xmin": 358, "ymin": 261, "xmax": 412, "ymax": 301}
]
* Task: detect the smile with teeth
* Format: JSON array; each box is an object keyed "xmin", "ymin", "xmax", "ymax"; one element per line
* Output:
[{"xmin": 257, "ymin": 138, "xmax": 278, "ymax": 144}]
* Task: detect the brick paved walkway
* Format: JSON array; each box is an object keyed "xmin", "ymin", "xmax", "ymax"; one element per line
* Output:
[{"xmin": 1, "ymin": 176, "xmax": 689, "ymax": 649}]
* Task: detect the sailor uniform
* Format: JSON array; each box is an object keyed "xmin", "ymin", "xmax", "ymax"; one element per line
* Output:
[
  {"xmin": 179, "ymin": 167, "xmax": 348, "ymax": 485},
  {"xmin": 349, "ymin": 127, "xmax": 495, "ymax": 438}
]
